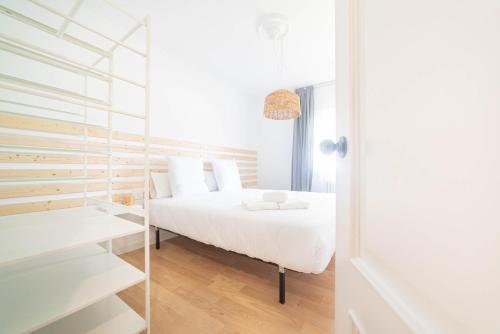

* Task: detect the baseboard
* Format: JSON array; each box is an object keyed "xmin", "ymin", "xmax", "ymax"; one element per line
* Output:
[
  {"xmin": 349, "ymin": 258, "xmax": 465, "ymax": 334},
  {"xmin": 350, "ymin": 258, "xmax": 426, "ymax": 333},
  {"xmin": 349, "ymin": 309, "xmax": 366, "ymax": 334}
]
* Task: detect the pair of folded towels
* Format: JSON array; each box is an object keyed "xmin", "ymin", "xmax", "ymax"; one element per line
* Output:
[{"xmin": 243, "ymin": 191, "xmax": 310, "ymax": 211}]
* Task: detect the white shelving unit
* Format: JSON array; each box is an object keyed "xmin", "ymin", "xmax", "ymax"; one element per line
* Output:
[
  {"xmin": 34, "ymin": 296, "xmax": 146, "ymax": 334},
  {"xmin": 0, "ymin": 1, "xmax": 151, "ymax": 333},
  {"xmin": 0, "ymin": 207, "xmax": 146, "ymax": 266},
  {"xmin": 0, "ymin": 245, "xmax": 146, "ymax": 334}
]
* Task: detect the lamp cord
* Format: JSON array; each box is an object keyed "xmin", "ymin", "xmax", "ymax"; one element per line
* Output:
[{"xmin": 273, "ymin": 37, "xmax": 285, "ymax": 76}]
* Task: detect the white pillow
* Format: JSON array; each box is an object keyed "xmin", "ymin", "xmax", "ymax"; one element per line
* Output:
[
  {"xmin": 167, "ymin": 156, "xmax": 209, "ymax": 197},
  {"xmin": 150, "ymin": 172, "xmax": 171, "ymax": 198},
  {"xmin": 204, "ymin": 171, "xmax": 218, "ymax": 192},
  {"xmin": 212, "ymin": 159, "xmax": 242, "ymax": 191}
]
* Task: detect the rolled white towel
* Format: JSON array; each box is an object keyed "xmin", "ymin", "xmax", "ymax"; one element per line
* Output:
[
  {"xmin": 243, "ymin": 200, "xmax": 279, "ymax": 211},
  {"xmin": 262, "ymin": 191, "xmax": 288, "ymax": 203},
  {"xmin": 278, "ymin": 200, "xmax": 310, "ymax": 210}
]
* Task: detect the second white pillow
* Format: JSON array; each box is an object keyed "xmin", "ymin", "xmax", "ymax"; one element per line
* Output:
[
  {"xmin": 212, "ymin": 159, "xmax": 242, "ymax": 191},
  {"xmin": 150, "ymin": 172, "xmax": 171, "ymax": 198},
  {"xmin": 204, "ymin": 171, "xmax": 219, "ymax": 192},
  {"xmin": 167, "ymin": 156, "xmax": 209, "ymax": 197}
]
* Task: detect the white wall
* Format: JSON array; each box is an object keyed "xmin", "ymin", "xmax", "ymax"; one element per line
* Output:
[
  {"xmin": 147, "ymin": 49, "xmax": 255, "ymax": 148},
  {"xmin": 108, "ymin": 13, "xmax": 256, "ymax": 149},
  {"xmin": 101, "ymin": 0, "xmax": 256, "ymax": 149},
  {"xmin": 257, "ymin": 116, "xmax": 295, "ymax": 190},
  {"xmin": 315, "ymin": 84, "xmax": 335, "ymax": 110},
  {"xmin": 248, "ymin": 95, "xmax": 294, "ymax": 190}
]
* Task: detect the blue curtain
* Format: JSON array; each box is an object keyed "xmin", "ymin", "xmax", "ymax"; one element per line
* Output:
[{"xmin": 291, "ymin": 86, "xmax": 315, "ymax": 191}]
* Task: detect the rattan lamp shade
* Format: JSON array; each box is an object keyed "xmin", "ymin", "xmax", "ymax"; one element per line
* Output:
[{"xmin": 263, "ymin": 89, "xmax": 301, "ymax": 120}]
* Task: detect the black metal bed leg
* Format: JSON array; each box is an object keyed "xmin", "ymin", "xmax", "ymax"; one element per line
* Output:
[
  {"xmin": 279, "ymin": 266, "xmax": 286, "ymax": 304},
  {"xmin": 155, "ymin": 227, "xmax": 160, "ymax": 250}
]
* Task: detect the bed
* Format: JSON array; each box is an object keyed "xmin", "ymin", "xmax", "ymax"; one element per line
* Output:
[{"xmin": 150, "ymin": 188, "xmax": 335, "ymax": 304}]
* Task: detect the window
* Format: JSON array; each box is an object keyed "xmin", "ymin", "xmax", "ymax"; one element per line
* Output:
[{"xmin": 312, "ymin": 86, "xmax": 336, "ymax": 192}]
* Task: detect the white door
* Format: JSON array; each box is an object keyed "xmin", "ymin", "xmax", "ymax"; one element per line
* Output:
[{"xmin": 334, "ymin": 0, "xmax": 500, "ymax": 333}]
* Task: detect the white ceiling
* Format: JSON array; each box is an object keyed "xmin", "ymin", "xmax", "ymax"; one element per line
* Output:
[
  {"xmin": 12, "ymin": 0, "xmax": 334, "ymax": 97},
  {"xmin": 125, "ymin": 0, "xmax": 335, "ymax": 97}
]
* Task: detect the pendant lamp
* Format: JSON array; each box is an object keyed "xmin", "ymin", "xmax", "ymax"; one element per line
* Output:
[
  {"xmin": 257, "ymin": 13, "xmax": 301, "ymax": 120},
  {"xmin": 263, "ymin": 89, "xmax": 301, "ymax": 120}
]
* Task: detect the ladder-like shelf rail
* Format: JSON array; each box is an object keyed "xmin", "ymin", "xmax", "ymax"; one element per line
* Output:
[
  {"xmin": 0, "ymin": 4, "xmax": 110, "ymax": 57},
  {"xmin": 0, "ymin": 73, "xmax": 110, "ymax": 106},
  {"xmin": 29, "ymin": 0, "xmax": 146, "ymax": 57},
  {"xmin": 0, "ymin": 83, "xmax": 146, "ymax": 119},
  {"xmin": 0, "ymin": 33, "xmax": 146, "ymax": 87}
]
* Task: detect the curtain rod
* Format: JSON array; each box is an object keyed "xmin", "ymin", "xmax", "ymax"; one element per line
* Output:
[
  {"xmin": 314, "ymin": 80, "xmax": 335, "ymax": 88},
  {"xmin": 295, "ymin": 80, "xmax": 335, "ymax": 91}
]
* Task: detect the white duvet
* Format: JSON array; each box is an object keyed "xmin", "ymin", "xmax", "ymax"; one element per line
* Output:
[{"xmin": 150, "ymin": 189, "xmax": 335, "ymax": 274}]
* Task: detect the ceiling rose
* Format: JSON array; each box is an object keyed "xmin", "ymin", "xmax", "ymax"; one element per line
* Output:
[{"xmin": 256, "ymin": 13, "xmax": 289, "ymax": 40}]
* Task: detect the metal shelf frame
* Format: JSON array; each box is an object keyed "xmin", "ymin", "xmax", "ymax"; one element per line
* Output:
[
  {"xmin": 0, "ymin": 0, "xmax": 151, "ymax": 333},
  {"xmin": 0, "ymin": 35, "xmax": 146, "ymax": 88}
]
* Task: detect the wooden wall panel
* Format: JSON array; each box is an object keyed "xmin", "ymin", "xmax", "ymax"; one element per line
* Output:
[
  {"xmin": 0, "ymin": 152, "xmax": 108, "ymax": 164},
  {"xmin": 112, "ymin": 181, "xmax": 144, "ymax": 191},
  {"xmin": 0, "ymin": 196, "xmax": 106, "ymax": 216},
  {"xmin": 112, "ymin": 131, "xmax": 144, "ymax": 143},
  {"xmin": 0, "ymin": 168, "xmax": 256, "ymax": 181},
  {"xmin": 0, "ymin": 169, "xmax": 106, "ymax": 179},
  {"xmin": 0, "ymin": 111, "xmax": 258, "ymax": 215},
  {"xmin": 112, "ymin": 169, "xmax": 145, "ymax": 178},
  {"xmin": 0, "ymin": 182, "xmax": 107, "ymax": 199},
  {"xmin": 0, "ymin": 111, "xmax": 108, "ymax": 138},
  {"xmin": 0, "ymin": 133, "xmax": 104, "ymax": 152},
  {"xmin": 240, "ymin": 174, "xmax": 258, "ymax": 181},
  {"xmin": 150, "ymin": 137, "xmax": 203, "ymax": 149}
]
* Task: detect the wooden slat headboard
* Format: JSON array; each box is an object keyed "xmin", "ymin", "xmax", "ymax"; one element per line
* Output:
[{"xmin": 0, "ymin": 111, "xmax": 257, "ymax": 216}]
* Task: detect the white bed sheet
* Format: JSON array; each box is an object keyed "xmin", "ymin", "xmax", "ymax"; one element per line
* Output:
[{"xmin": 150, "ymin": 189, "xmax": 335, "ymax": 274}]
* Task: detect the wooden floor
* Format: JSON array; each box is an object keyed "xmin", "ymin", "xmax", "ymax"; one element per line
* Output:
[{"xmin": 119, "ymin": 236, "xmax": 335, "ymax": 334}]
